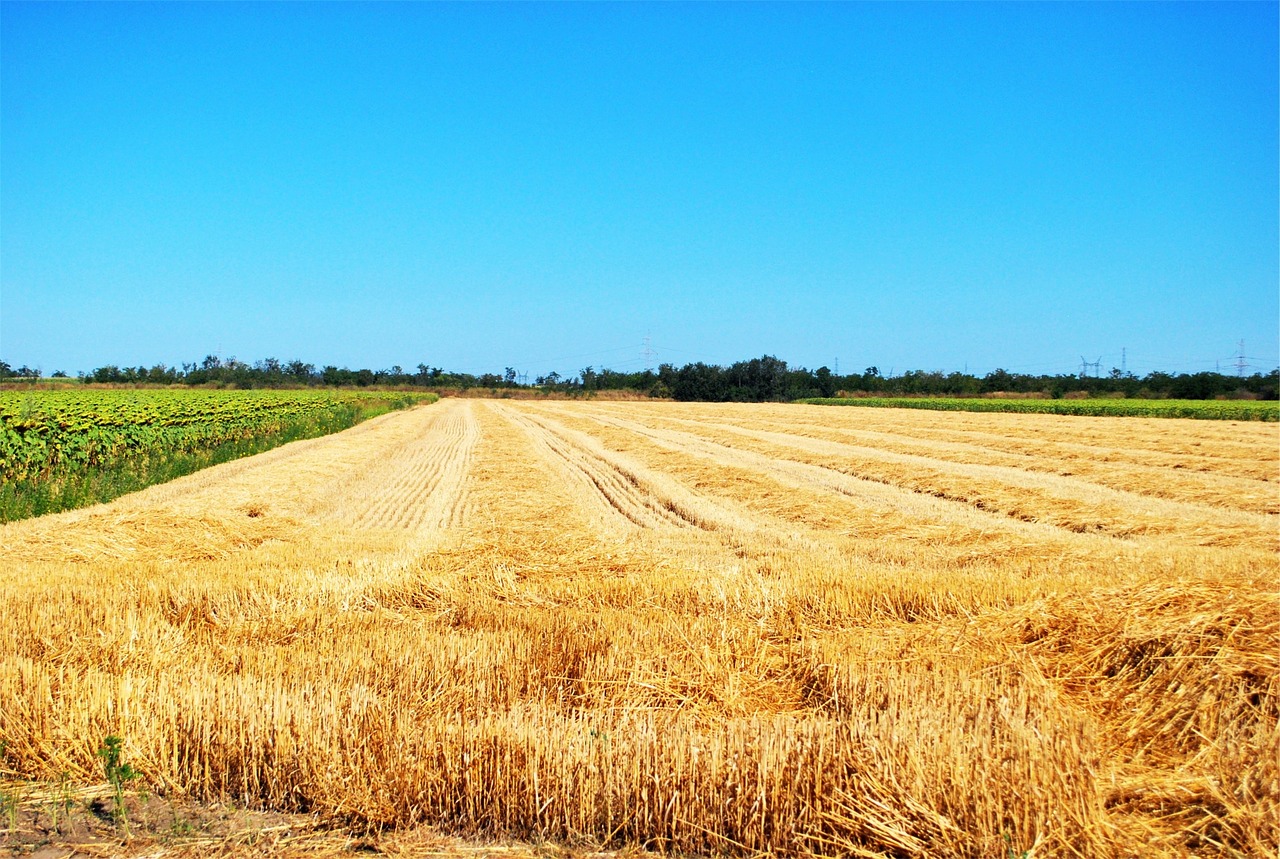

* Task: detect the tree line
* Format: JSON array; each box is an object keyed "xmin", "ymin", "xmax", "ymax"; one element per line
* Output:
[
  {"xmin": 653, "ymin": 358, "xmax": 1278, "ymax": 402},
  {"xmin": 2, "ymin": 355, "xmax": 1276, "ymax": 401}
]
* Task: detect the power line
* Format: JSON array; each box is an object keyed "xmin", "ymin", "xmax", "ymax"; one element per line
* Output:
[{"xmin": 651, "ymin": 343, "xmax": 707, "ymax": 358}]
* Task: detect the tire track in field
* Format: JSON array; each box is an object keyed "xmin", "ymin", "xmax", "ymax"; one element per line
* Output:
[
  {"xmin": 545, "ymin": 407, "xmax": 1122, "ymax": 547},
  {"xmin": 677, "ymin": 416, "xmax": 1278, "ymax": 549},
  {"xmin": 775, "ymin": 407, "xmax": 1280, "ymax": 485},
  {"xmin": 788, "ymin": 405, "xmax": 1278, "ymax": 472},
  {"xmin": 488, "ymin": 403, "xmax": 755, "ymax": 533},
  {"xmin": 336, "ymin": 400, "xmax": 479, "ymax": 531},
  {"xmin": 565, "ymin": 407, "xmax": 1277, "ymax": 551},
  {"xmin": 674, "ymin": 410, "xmax": 1279, "ymax": 515}
]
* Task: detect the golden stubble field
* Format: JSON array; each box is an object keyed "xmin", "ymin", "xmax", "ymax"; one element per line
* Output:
[{"xmin": 2, "ymin": 399, "xmax": 1277, "ymax": 857}]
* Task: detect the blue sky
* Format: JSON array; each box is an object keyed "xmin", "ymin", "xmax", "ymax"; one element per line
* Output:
[{"xmin": 2, "ymin": 2, "xmax": 1277, "ymax": 378}]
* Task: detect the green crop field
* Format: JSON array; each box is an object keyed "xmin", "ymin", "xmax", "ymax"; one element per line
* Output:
[
  {"xmin": 0, "ymin": 388, "xmax": 437, "ymax": 521},
  {"xmin": 796, "ymin": 396, "xmax": 1279, "ymax": 421}
]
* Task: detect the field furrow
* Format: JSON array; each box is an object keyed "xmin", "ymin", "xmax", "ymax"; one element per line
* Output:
[
  {"xmin": 340, "ymin": 400, "xmax": 480, "ymax": 531},
  {"xmin": 571, "ymin": 404, "xmax": 1275, "ymax": 550},
  {"xmin": 689, "ymin": 410, "xmax": 1279, "ymax": 514},
  {"xmin": 531, "ymin": 403, "xmax": 1104, "ymax": 546},
  {"xmin": 812, "ymin": 420, "xmax": 1277, "ymax": 482},
  {"xmin": 784, "ymin": 403, "xmax": 1279, "ymax": 466},
  {"xmin": 519, "ymin": 405, "xmax": 1272, "ymax": 605},
  {"xmin": 490, "ymin": 402, "xmax": 732, "ymax": 531},
  {"xmin": 706, "ymin": 420, "xmax": 1277, "ymax": 546}
]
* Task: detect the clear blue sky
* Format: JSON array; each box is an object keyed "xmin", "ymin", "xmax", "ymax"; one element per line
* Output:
[{"xmin": 3, "ymin": 2, "xmax": 1277, "ymax": 379}]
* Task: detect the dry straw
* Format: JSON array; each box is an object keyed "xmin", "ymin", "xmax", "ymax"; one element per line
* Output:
[{"xmin": 2, "ymin": 398, "xmax": 1276, "ymax": 857}]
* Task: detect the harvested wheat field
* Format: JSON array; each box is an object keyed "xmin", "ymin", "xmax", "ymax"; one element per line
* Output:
[{"xmin": 2, "ymin": 398, "xmax": 1277, "ymax": 858}]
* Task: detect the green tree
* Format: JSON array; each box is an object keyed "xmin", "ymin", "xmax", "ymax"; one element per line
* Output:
[{"xmin": 814, "ymin": 366, "xmax": 836, "ymax": 397}]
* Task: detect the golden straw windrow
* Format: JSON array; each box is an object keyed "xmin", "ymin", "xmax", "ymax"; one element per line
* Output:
[{"xmin": 1, "ymin": 399, "xmax": 1276, "ymax": 857}]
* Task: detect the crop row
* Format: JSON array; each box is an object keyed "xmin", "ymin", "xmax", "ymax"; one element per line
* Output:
[
  {"xmin": 0, "ymin": 389, "xmax": 433, "ymax": 483},
  {"xmin": 796, "ymin": 396, "xmax": 1279, "ymax": 421}
]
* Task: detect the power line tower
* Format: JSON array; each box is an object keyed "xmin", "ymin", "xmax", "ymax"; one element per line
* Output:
[
  {"xmin": 517, "ymin": 372, "xmax": 528, "ymax": 387},
  {"xmin": 833, "ymin": 357, "xmax": 839, "ymax": 375},
  {"xmin": 1079, "ymin": 355, "xmax": 1102, "ymax": 378},
  {"xmin": 1121, "ymin": 347, "xmax": 1127, "ymax": 376},
  {"xmin": 642, "ymin": 334, "xmax": 656, "ymax": 371},
  {"xmin": 1235, "ymin": 340, "xmax": 1249, "ymax": 377}
]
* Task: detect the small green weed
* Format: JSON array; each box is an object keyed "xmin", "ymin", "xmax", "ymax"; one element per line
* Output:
[
  {"xmin": 49, "ymin": 770, "xmax": 73, "ymax": 835},
  {"xmin": 97, "ymin": 735, "xmax": 140, "ymax": 834},
  {"xmin": 0, "ymin": 786, "xmax": 17, "ymax": 833},
  {"xmin": 1004, "ymin": 831, "xmax": 1031, "ymax": 858},
  {"xmin": 168, "ymin": 812, "xmax": 196, "ymax": 838}
]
